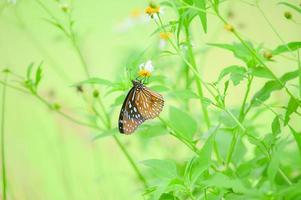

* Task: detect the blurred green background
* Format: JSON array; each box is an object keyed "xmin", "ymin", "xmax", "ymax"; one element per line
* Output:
[{"xmin": 0, "ymin": 0, "xmax": 301, "ymax": 199}]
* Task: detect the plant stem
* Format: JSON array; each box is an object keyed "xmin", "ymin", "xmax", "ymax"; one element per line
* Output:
[
  {"xmin": 155, "ymin": 15, "xmax": 216, "ymax": 100},
  {"xmin": 214, "ymin": 12, "xmax": 299, "ymax": 104},
  {"xmin": 225, "ymin": 130, "xmax": 238, "ymax": 166},
  {"xmin": 297, "ymin": 51, "xmax": 301, "ymax": 98},
  {"xmin": 1, "ymin": 75, "xmax": 7, "ymax": 200},
  {"xmin": 184, "ymin": 25, "xmax": 211, "ymax": 129},
  {"xmin": 158, "ymin": 117, "xmax": 198, "ymax": 153},
  {"xmin": 35, "ymin": 1, "xmax": 148, "ymax": 188},
  {"xmin": 112, "ymin": 135, "xmax": 148, "ymax": 188},
  {"xmin": 279, "ymin": 168, "xmax": 293, "ymax": 185},
  {"xmin": 226, "ymin": 76, "xmax": 253, "ymax": 166},
  {"xmin": 255, "ymin": 4, "xmax": 295, "ymax": 56},
  {"xmin": 256, "ymin": 101, "xmax": 293, "ymax": 185},
  {"xmin": 239, "ymin": 76, "xmax": 253, "ymax": 121}
]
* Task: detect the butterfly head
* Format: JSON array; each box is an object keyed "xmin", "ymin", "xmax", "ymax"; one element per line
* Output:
[{"xmin": 132, "ymin": 80, "xmax": 144, "ymax": 88}]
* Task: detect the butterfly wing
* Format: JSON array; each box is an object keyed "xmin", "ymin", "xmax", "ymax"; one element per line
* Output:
[
  {"xmin": 118, "ymin": 87, "xmax": 145, "ymax": 134},
  {"xmin": 135, "ymin": 86, "xmax": 164, "ymax": 120}
]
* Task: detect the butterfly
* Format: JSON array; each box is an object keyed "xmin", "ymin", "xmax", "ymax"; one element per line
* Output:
[{"xmin": 118, "ymin": 80, "xmax": 164, "ymax": 134}]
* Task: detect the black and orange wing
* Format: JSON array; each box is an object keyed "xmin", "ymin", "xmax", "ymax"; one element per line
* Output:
[
  {"xmin": 134, "ymin": 86, "xmax": 164, "ymax": 120},
  {"xmin": 118, "ymin": 87, "xmax": 145, "ymax": 134}
]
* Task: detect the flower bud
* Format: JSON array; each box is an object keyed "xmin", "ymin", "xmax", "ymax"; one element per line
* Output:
[
  {"xmin": 284, "ymin": 11, "xmax": 292, "ymax": 19},
  {"xmin": 263, "ymin": 50, "xmax": 273, "ymax": 60},
  {"xmin": 93, "ymin": 90, "xmax": 99, "ymax": 98},
  {"xmin": 60, "ymin": 3, "xmax": 70, "ymax": 13},
  {"xmin": 53, "ymin": 103, "xmax": 61, "ymax": 110},
  {"xmin": 224, "ymin": 23, "xmax": 234, "ymax": 32},
  {"xmin": 76, "ymin": 85, "xmax": 83, "ymax": 93}
]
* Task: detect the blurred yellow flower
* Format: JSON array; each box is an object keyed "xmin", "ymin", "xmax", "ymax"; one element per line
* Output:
[
  {"xmin": 145, "ymin": 4, "xmax": 160, "ymax": 17},
  {"xmin": 115, "ymin": 8, "xmax": 149, "ymax": 33},
  {"xmin": 130, "ymin": 9, "xmax": 142, "ymax": 18},
  {"xmin": 159, "ymin": 32, "xmax": 172, "ymax": 40}
]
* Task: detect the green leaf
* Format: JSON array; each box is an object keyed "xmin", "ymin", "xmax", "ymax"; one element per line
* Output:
[
  {"xmin": 277, "ymin": 181, "xmax": 301, "ymax": 199},
  {"xmin": 169, "ymin": 89, "xmax": 199, "ymax": 100},
  {"xmin": 142, "ymin": 159, "xmax": 178, "ymax": 180},
  {"xmin": 280, "ymin": 70, "xmax": 299, "ymax": 82},
  {"xmin": 267, "ymin": 150, "xmax": 280, "ymax": 182},
  {"xmin": 284, "ymin": 97, "xmax": 299, "ymax": 125},
  {"xmin": 251, "ymin": 70, "xmax": 299, "ymax": 105},
  {"xmin": 139, "ymin": 124, "xmax": 166, "ymax": 138},
  {"xmin": 272, "ymin": 41, "xmax": 301, "ymax": 55},
  {"xmin": 76, "ymin": 77, "xmax": 113, "ymax": 86},
  {"xmin": 218, "ymin": 65, "xmax": 246, "ymax": 86},
  {"xmin": 185, "ymin": 133, "xmax": 214, "ymax": 185},
  {"xmin": 194, "ymin": 0, "xmax": 207, "ymax": 33},
  {"xmin": 212, "ymin": 0, "xmax": 219, "ymax": 12},
  {"xmin": 271, "ymin": 116, "xmax": 281, "ymax": 136},
  {"xmin": 252, "ymin": 80, "xmax": 282, "ymax": 105},
  {"xmin": 202, "ymin": 173, "xmax": 249, "ymax": 194},
  {"xmin": 169, "ymin": 106, "xmax": 197, "ymax": 140},
  {"xmin": 278, "ymin": 2, "xmax": 301, "ymax": 14},
  {"xmin": 249, "ymin": 67, "xmax": 274, "ymax": 79},
  {"xmin": 207, "ymin": 42, "xmax": 256, "ymax": 64},
  {"xmin": 35, "ymin": 63, "xmax": 43, "ymax": 87},
  {"xmin": 26, "ymin": 63, "xmax": 34, "ymax": 80},
  {"xmin": 289, "ymin": 126, "xmax": 301, "ymax": 158}
]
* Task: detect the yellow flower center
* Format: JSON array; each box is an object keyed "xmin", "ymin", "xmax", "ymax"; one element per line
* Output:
[
  {"xmin": 145, "ymin": 6, "xmax": 160, "ymax": 16},
  {"xmin": 159, "ymin": 32, "xmax": 172, "ymax": 40},
  {"xmin": 138, "ymin": 69, "xmax": 151, "ymax": 77}
]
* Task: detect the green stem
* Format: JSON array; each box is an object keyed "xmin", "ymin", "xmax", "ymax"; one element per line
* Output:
[
  {"xmin": 239, "ymin": 76, "xmax": 253, "ymax": 121},
  {"xmin": 184, "ymin": 25, "xmax": 211, "ymax": 129},
  {"xmin": 257, "ymin": 101, "xmax": 293, "ymax": 185},
  {"xmin": 225, "ymin": 130, "xmax": 238, "ymax": 166},
  {"xmin": 279, "ymin": 168, "xmax": 293, "ymax": 186},
  {"xmin": 155, "ymin": 15, "xmax": 216, "ymax": 99},
  {"xmin": 215, "ymin": 12, "xmax": 299, "ymax": 104},
  {"xmin": 256, "ymin": 4, "xmax": 295, "ymax": 56},
  {"xmin": 0, "ymin": 80, "xmax": 29, "ymax": 94},
  {"xmin": 36, "ymin": 1, "xmax": 147, "ymax": 187},
  {"xmin": 227, "ymin": 76, "xmax": 253, "ymax": 166},
  {"xmin": 33, "ymin": 93, "xmax": 100, "ymax": 130},
  {"xmin": 158, "ymin": 117, "xmax": 198, "ymax": 153},
  {"xmin": 213, "ymin": 137, "xmax": 222, "ymax": 164},
  {"xmin": 1, "ymin": 75, "xmax": 7, "ymax": 200},
  {"xmin": 224, "ymin": 109, "xmax": 246, "ymax": 132},
  {"xmin": 112, "ymin": 135, "xmax": 148, "ymax": 188},
  {"xmin": 297, "ymin": 51, "xmax": 301, "ymax": 98}
]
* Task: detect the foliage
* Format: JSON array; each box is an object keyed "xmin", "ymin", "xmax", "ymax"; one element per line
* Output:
[{"xmin": 0, "ymin": 0, "xmax": 301, "ymax": 200}]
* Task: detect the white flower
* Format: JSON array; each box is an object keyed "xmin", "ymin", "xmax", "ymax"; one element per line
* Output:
[
  {"xmin": 139, "ymin": 60, "xmax": 154, "ymax": 72},
  {"xmin": 138, "ymin": 60, "xmax": 154, "ymax": 77}
]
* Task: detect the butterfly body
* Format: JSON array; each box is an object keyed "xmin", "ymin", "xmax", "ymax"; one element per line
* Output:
[{"xmin": 118, "ymin": 80, "xmax": 164, "ymax": 134}]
